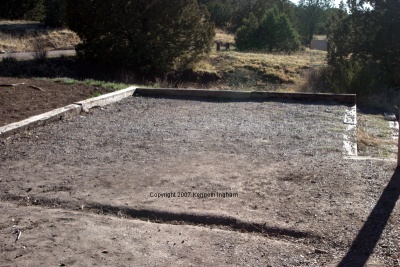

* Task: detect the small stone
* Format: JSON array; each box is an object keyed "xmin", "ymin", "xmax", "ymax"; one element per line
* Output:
[
  {"xmin": 384, "ymin": 113, "xmax": 397, "ymax": 121},
  {"xmin": 315, "ymin": 248, "xmax": 328, "ymax": 254}
]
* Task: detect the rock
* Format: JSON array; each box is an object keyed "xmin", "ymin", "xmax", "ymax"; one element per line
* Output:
[
  {"xmin": 314, "ymin": 248, "xmax": 328, "ymax": 254},
  {"xmin": 384, "ymin": 113, "xmax": 397, "ymax": 121}
]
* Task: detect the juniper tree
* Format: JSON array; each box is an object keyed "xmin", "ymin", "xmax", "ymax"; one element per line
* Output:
[{"xmin": 65, "ymin": 0, "xmax": 215, "ymax": 74}]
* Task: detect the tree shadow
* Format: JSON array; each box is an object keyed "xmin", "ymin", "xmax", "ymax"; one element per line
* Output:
[
  {"xmin": 0, "ymin": 56, "xmax": 221, "ymax": 86},
  {"xmin": 0, "ymin": 56, "xmax": 141, "ymax": 83},
  {"xmin": 338, "ymin": 167, "xmax": 400, "ymax": 267},
  {"xmin": 0, "ymin": 21, "xmax": 43, "ymax": 34}
]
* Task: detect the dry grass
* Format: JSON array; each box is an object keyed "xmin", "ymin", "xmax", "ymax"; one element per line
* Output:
[
  {"xmin": 214, "ymin": 28, "xmax": 235, "ymax": 44},
  {"xmin": 0, "ymin": 20, "xmax": 80, "ymax": 52},
  {"xmin": 313, "ymin": 35, "xmax": 327, "ymax": 40},
  {"xmin": 357, "ymin": 113, "xmax": 397, "ymax": 158},
  {"xmin": 191, "ymin": 29, "xmax": 328, "ymax": 91}
]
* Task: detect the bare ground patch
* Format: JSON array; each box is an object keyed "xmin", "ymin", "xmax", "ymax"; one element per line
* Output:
[{"xmin": 0, "ymin": 77, "xmax": 117, "ymax": 127}]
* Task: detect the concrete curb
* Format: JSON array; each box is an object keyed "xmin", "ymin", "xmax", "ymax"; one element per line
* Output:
[
  {"xmin": 135, "ymin": 88, "xmax": 253, "ymax": 99},
  {"xmin": 74, "ymin": 86, "xmax": 137, "ymax": 112},
  {"xmin": 343, "ymin": 105, "xmax": 358, "ymax": 156},
  {"xmin": 0, "ymin": 104, "xmax": 81, "ymax": 139},
  {"xmin": 134, "ymin": 88, "xmax": 356, "ymax": 105}
]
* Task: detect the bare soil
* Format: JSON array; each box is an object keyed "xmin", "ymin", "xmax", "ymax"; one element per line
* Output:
[
  {"xmin": 0, "ymin": 93, "xmax": 399, "ymax": 266},
  {"xmin": 0, "ymin": 77, "xmax": 113, "ymax": 127}
]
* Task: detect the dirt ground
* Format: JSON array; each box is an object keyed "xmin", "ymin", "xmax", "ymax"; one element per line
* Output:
[
  {"xmin": 0, "ymin": 77, "xmax": 113, "ymax": 127},
  {"xmin": 0, "ymin": 92, "xmax": 399, "ymax": 266}
]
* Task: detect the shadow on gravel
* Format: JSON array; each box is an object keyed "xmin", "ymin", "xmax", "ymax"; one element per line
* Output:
[{"xmin": 338, "ymin": 167, "xmax": 400, "ymax": 267}]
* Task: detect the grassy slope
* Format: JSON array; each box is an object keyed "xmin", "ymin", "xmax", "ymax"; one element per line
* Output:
[
  {"xmin": 0, "ymin": 20, "xmax": 79, "ymax": 52},
  {"xmin": 194, "ymin": 30, "xmax": 327, "ymax": 92}
]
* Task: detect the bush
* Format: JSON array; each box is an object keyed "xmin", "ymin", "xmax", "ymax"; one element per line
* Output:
[
  {"xmin": 24, "ymin": 0, "xmax": 46, "ymax": 21},
  {"xmin": 235, "ymin": 8, "xmax": 300, "ymax": 53},
  {"xmin": 327, "ymin": 1, "xmax": 400, "ymax": 101},
  {"xmin": 230, "ymin": 0, "xmax": 274, "ymax": 31},
  {"xmin": 0, "ymin": 0, "xmax": 41, "ymax": 19},
  {"xmin": 329, "ymin": 60, "xmax": 385, "ymax": 100},
  {"xmin": 301, "ymin": 66, "xmax": 332, "ymax": 93},
  {"xmin": 205, "ymin": 0, "xmax": 234, "ymax": 28},
  {"xmin": 304, "ymin": 61, "xmax": 387, "ymax": 105},
  {"xmin": 65, "ymin": 0, "xmax": 214, "ymax": 74},
  {"xmin": 32, "ymin": 38, "xmax": 48, "ymax": 62},
  {"xmin": 1, "ymin": 56, "xmax": 17, "ymax": 64},
  {"xmin": 235, "ymin": 14, "xmax": 260, "ymax": 51}
]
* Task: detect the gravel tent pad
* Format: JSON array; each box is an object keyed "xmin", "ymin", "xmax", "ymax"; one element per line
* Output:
[{"xmin": 0, "ymin": 96, "xmax": 399, "ymax": 266}]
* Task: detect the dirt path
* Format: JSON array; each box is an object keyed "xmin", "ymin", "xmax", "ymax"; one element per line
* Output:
[{"xmin": 1, "ymin": 96, "xmax": 399, "ymax": 266}]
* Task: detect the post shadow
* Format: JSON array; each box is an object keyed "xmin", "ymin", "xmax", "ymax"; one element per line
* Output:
[{"xmin": 338, "ymin": 167, "xmax": 400, "ymax": 267}]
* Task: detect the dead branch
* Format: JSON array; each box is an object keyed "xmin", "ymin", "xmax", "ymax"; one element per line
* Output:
[
  {"xmin": 0, "ymin": 83, "xmax": 25, "ymax": 87},
  {"xmin": 0, "ymin": 83, "xmax": 45, "ymax": 91},
  {"xmin": 14, "ymin": 229, "xmax": 21, "ymax": 243},
  {"xmin": 28, "ymin": 85, "xmax": 45, "ymax": 91}
]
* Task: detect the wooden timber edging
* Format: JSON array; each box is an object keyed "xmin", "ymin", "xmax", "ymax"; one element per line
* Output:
[
  {"xmin": 0, "ymin": 104, "xmax": 81, "ymax": 139},
  {"xmin": 0, "ymin": 86, "xmax": 137, "ymax": 139},
  {"xmin": 74, "ymin": 86, "xmax": 137, "ymax": 112},
  {"xmin": 134, "ymin": 88, "xmax": 356, "ymax": 105}
]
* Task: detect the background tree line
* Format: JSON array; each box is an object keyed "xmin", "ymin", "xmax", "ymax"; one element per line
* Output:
[
  {"xmin": 1, "ymin": 0, "xmax": 336, "ymax": 46},
  {"xmin": 198, "ymin": 0, "xmax": 335, "ymax": 44},
  {"xmin": 1, "ymin": 0, "xmax": 399, "ymax": 100},
  {"xmin": 325, "ymin": 0, "xmax": 400, "ymax": 101},
  {"xmin": 0, "ymin": 0, "xmax": 66, "ymax": 27}
]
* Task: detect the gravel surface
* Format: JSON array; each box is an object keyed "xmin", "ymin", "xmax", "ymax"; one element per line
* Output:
[{"xmin": 1, "ymin": 96, "xmax": 399, "ymax": 266}]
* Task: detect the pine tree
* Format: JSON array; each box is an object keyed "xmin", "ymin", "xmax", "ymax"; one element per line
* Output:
[
  {"xmin": 328, "ymin": 0, "xmax": 400, "ymax": 88},
  {"xmin": 65, "ymin": 0, "xmax": 215, "ymax": 73},
  {"xmin": 235, "ymin": 8, "xmax": 300, "ymax": 52},
  {"xmin": 0, "ymin": 0, "xmax": 41, "ymax": 19},
  {"xmin": 44, "ymin": 0, "xmax": 66, "ymax": 27}
]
